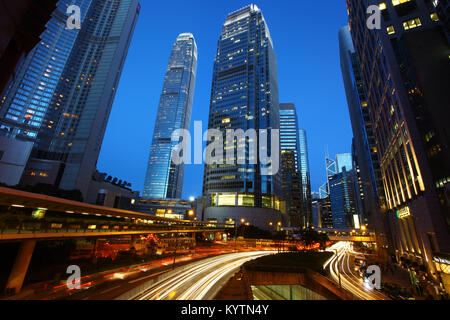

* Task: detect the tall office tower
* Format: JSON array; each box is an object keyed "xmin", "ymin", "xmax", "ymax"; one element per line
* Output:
[
  {"xmin": 325, "ymin": 156, "xmax": 337, "ymax": 194},
  {"xmin": 319, "ymin": 197, "xmax": 333, "ymax": 229},
  {"xmin": 352, "ymin": 140, "xmax": 368, "ymax": 226},
  {"xmin": 319, "ymin": 182, "xmax": 328, "ymax": 199},
  {"xmin": 336, "ymin": 153, "xmax": 353, "ymax": 173},
  {"xmin": 299, "ymin": 129, "xmax": 313, "ymax": 227},
  {"xmin": 202, "ymin": 5, "xmax": 283, "ymax": 230},
  {"xmin": 21, "ymin": 0, "xmax": 140, "ymax": 199},
  {"xmin": 0, "ymin": 0, "xmax": 92, "ymax": 186},
  {"xmin": 339, "ymin": 25, "xmax": 382, "ymax": 230},
  {"xmin": 142, "ymin": 33, "xmax": 198, "ymax": 200},
  {"xmin": 279, "ymin": 103, "xmax": 303, "ymax": 227},
  {"xmin": 0, "ymin": 0, "xmax": 58, "ymax": 96},
  {"xmin": 346, "ymin": 0, "xmax": 450, "ymax": 276},
  {"xmin": 329, "ymin": 168, "xmax": 358, "ymax": 229}
]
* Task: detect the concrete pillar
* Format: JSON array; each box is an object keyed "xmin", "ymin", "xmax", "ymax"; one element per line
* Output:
[{"xmin": 5, "ymin": 240, "xmax": 37, "ymax": 295}]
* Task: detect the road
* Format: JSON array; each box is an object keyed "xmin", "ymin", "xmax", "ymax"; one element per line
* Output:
[
  {"xmin": 134, "ymin": 251, "xmax": 273, "ymax": 300},
  {"xmin": 324, "ymin": 242, "xmax": 389, "ymax": 300}
]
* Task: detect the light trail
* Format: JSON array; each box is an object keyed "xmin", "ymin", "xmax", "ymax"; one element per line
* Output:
[
  {"xmin": 134, "ymin": 251, "xmax": 273, "ymax": 300},
  {"xmin": 325, "ymin": 242, "xmax": 389, "ymax": 300}
]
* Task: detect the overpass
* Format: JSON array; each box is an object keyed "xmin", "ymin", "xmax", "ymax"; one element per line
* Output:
[
  {"xmin": 327, "ymin": 235, "xmax": 376, "ymax": 242},
  {"xmin": 316, "ymin": 228, "xmax": 376, "ymax": 243},
  {"xmin": 0, "ymin": 187, "xmax": 232, "ymax": 295},
  {"xmin": 0, "ymin": 187, "xmax": 232, "ymax": 241}
]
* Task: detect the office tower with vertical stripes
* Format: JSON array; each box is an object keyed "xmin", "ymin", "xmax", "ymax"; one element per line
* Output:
[
  {"xmin": 143, "ymin": 33, "xmax": 197, "ymax": 200},
  {"xmin": 299, "ymin": 129, "xmax": 312, "ymax": 227},
  {"xmin": 279, "ymin": 103, "xmax": 303, "ymax": 227},
  {"xmin": 19, "ymin": 0, "xmax": 140, "ymax": 199},
  {"xmin": 202, "ymin": 5, "xmax": 283, "ymax": 229},
  {"xmin": 346, "ymin": 0, "xmax": 450, "ymax": 275},
  {"xmin": 0, "ymin": 0, "xmax": 92, "ymax": 186}
]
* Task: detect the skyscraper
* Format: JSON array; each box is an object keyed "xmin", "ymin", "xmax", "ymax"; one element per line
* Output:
[
  {"xmin": 339, "ymin": 25, "xmax": 381, "ymax": 230},
  {"xmin": 346, "ymin": 0, "xmax": 450, "ymax": 275},
  {"xmin": 299, "ymin": 129, "xmax": 312, "ymax": 227},
  {"xmin": 0, "ymin": 0, "xmax": 93, "ymax": 185},
  {"xmin": 329, "ymin": 168, "xmax": 358, "ymax": 229},
  {"xmin": 143, "ymin": 33, "xmax": 197, "ymax": 200},
  {"xmin": 202, "ymin": 5, "xmax": 283, "ymax": 229},
  {"xmin": 0, "ymin": 0, "xmax": 58, "ymax": 96},
  {"xmin": 336, "ymin": 153, "xmax": 353, "ymax": 173},
  {"xmin": 325, "ymin": 156, "xmax": 337, "ymax": 195},
  {"xmin": 20, "ymin": 0, "xmax": 140, "ymax": 199},
  {"xmin": 279, "ymin": 103, "xmax": 303, "ymax": 227}
]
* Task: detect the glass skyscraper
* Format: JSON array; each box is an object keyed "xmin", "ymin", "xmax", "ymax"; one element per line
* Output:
[
  {"xmin": 339, "ymin": 25, "xmax": 381, "ymax": 228},
  {"xmin": 202, "ymin": 5, "xmax": 282, "ymax": 229},
  {"xmin": 143, "ymin": 33, "xmax": 198, "ymax": 200},
  {"xmin": 329, "ymin": 168, "xmax": 357, "ymax": 229},
  {"xmin": 299, "ymin": 129, "xmax": 312, "ymax": 227},
  {"xmin": 19, "ymin": 0, "xmax": 140, "ymax": 199},
  {"xmin": 280, "ymin": 103, "xmax": 303, "ymax": 227},
  {"xmin": 0, "ymin": 0, "xmax": 92, "ymax": 141},
  {"xmin": 336, "ymin": 153, "xmax": 353, "ymax": 173}
]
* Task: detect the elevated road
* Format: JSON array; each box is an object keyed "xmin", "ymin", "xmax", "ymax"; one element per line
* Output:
[{"xmin": 0, "ymin": 187, "xmax": 232, "ymax": 241}]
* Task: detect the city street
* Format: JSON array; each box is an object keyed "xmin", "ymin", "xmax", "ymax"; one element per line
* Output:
[
  {"xmin": 133, "ymin": 251, "xmax": 273, "ymax": 300},
  {"xmin": 324, "ymin": 242, "xmax": 389, "ymax": 300}
]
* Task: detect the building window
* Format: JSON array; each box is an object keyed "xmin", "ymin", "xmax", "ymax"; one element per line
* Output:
[
  {"xmin": 387, "ymin": 25, "xmax": 396, "ymax": 34},
  {"xmin": 403, "ymin": 17, "xmax": 422, "ymax": 30},
  {"xmin": 430, "ymin": 13, "xmax": 439, "ymax": 22},
  {"xmin": 392, "ymin": 0, "xmax": 412, "ymax": 5}
]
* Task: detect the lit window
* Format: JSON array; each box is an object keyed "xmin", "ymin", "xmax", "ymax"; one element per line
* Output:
[
  {"xmin": 387, "ymin": 25, "xmax": 396, "ymax": 34},
  {"xmin": 379, "ymin": 2, "xmax": 387, "ymax": 10},
  {"xmin": 392, "ymin": 0, "xmax": 411, "ymax": 6},
  {"xmin": 430, "ymin": 13, "xmax": 439, "ymax": 22},
  {"xmin": 402, "ymin": 17, "xmax": 422, "ymax": 30}
]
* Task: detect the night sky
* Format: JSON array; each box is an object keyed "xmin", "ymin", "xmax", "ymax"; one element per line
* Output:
[{"xmin": 97, "ymin": 0, "xmax": 353, "ymax": 199}]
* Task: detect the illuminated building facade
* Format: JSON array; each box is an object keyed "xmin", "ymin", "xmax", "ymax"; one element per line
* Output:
[
  {"xmin": 346, "ymin": 0, "xmax": 450, "ymax": 274},
  {"xmin": 0, "ymin": 0, "xmax": 92, "ymax": 185},
  {"xmin": 202, "ymin": 5, "xmax": 283, "ymax": 230},
  {"xmin": 329, "ymin": 168, "xmax": 358, "ymax": 229},
  {"xmin": 279, "ymin": 103, "xmax": 303, "ymax": 227},
  {"xmin": 143, "ymin": 33, "xmax": 197, "ymax": 199},
  {"xmin": 339, "ymin": 25, "xmax": 383, "ymax": 229},
  {"xmin": 23, "ymin": 0, "xmax": 140, "ymax": 199},
  {"xmin": 299, "ymin": 129, "xmax": 313, "ymax": 227}
]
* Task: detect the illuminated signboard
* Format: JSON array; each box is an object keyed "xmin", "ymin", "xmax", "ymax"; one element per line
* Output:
[
  {"xmin": 397, "ymin": 207, "xmax": 411, "ymax": 219},
  {"xmin": 31, "ymin": 209, "xmax": 46, "ymax": 220}
]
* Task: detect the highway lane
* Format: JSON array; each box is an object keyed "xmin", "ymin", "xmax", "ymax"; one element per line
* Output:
[
  {"xmin": 324, "ymin": 242, "xmax": 389, "ymax": 300},
  {"xmin": 134, "ymin": 251, "xmax": 273, "ymax": 300}
]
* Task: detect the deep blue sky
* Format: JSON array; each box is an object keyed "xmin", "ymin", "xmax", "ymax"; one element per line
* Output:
[{"xmin": 97, "ymin": 0, "xmax": 353, "ymax": 199}]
